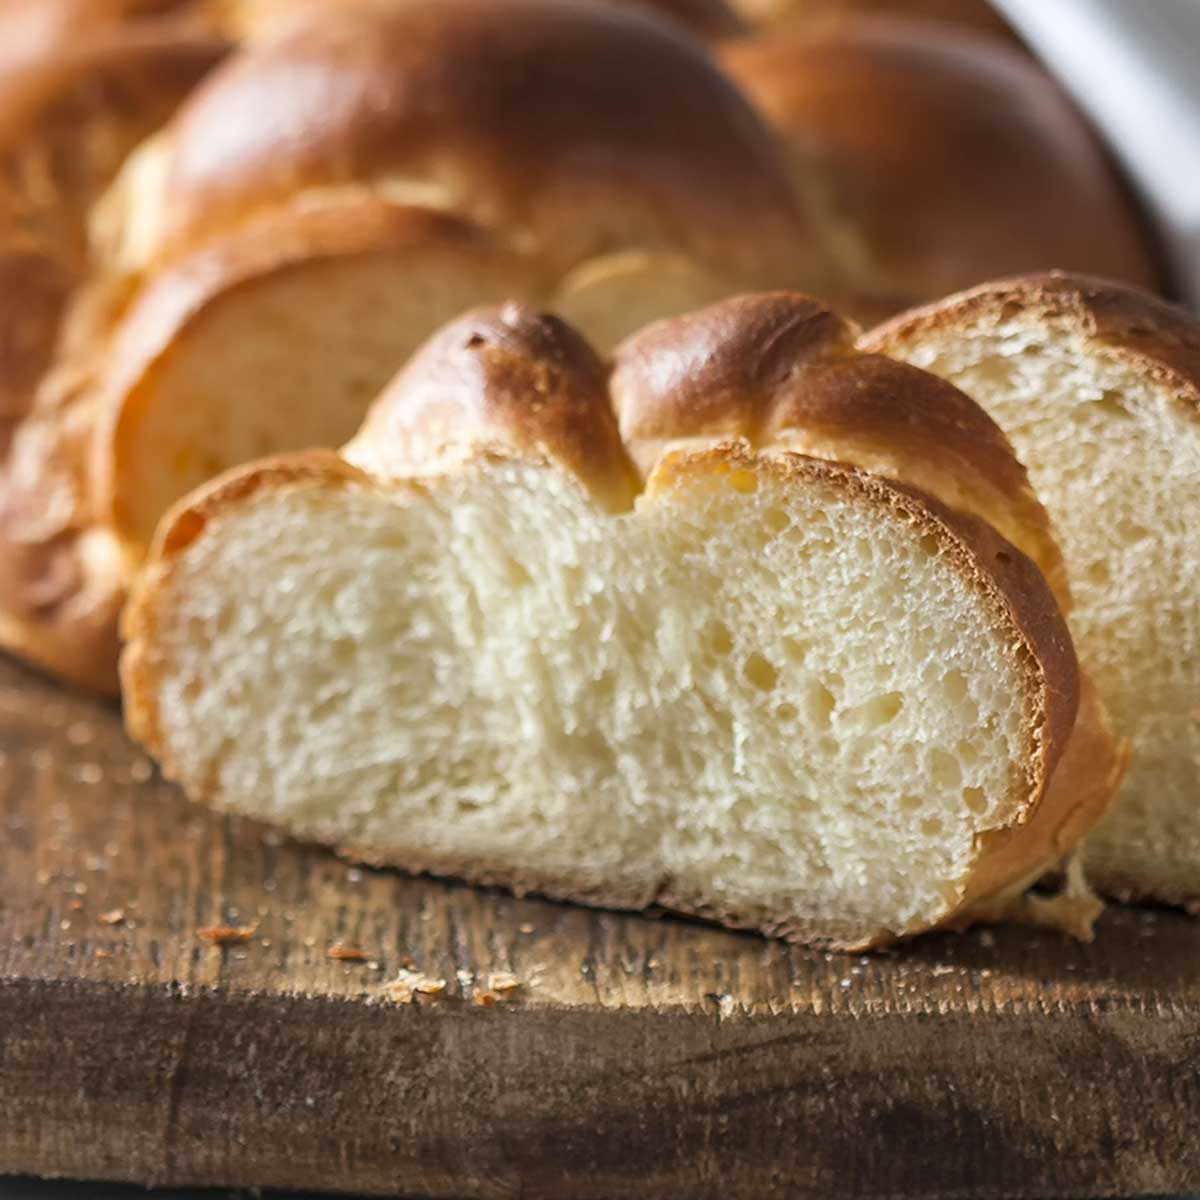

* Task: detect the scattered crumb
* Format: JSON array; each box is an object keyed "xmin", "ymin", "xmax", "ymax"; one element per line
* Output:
[
  {"xmin": 129, "ymin": 758, "xmax": 153, "ymax": 783},
  {"xmin": 303, "ymin": 936, "xmax": 316, "ymax": 948},
  {"xmin": 68, "ymin": 900, "xmax": 83, "ymax": 911},
  {"xmin": 73, "ymin": 881, "xmax": 87, "ymax": 896},
  {"xmin": 931, "ymin": 965, "xmax": 956, "ymax": 976},
  {"xmin": 978, "ymin": 930, "xmax": 996, "ymax": 948},
  {"xmin": 475, "ymin": 991, "xmax": 498, "ymax": 1007},
  {"xmin": 35, "ymin": 869, "xmax": 51, "ymax": 887},
  {"xmin": 518, "ymin": 923, "xmax": 535, "ymax": 934},
  {"xmin": 346, "ymin": 868, "xmax": 363, "ymax": 884},
  {"xmin": 94, "ymin": 949, "xmax": 112, "ymax": 960},
  {"xmin": 98, "ymin": 909, "xmax": 125, "ymax": 926},
  {"xmin": 327, "ymin": 944, "xmax": 370, "ymax": 962},
  {"xmin": 381, "ymin": 967, "xmax": 447, "ymax": 1003},
  {"xmin": 197, "ymin": 923, "xmax": 258, "ymax": 946},
  {"xmin": 401, "ymin": 954, "xmax": 415, "ymax": 969},
  {"xmin": 487, "ymin": 972, "xmax": 521, "ymax": 993},
  {"xmin": 367, "ymin": 961, "xmax": 381, "ymax": 971},
  {"xmin": 59, "ymin": 919, "xmax": 71, "ymax": 932},
  {"xmin": 647, "ymin": 957, "xmax": 660, "ymax": 969}
]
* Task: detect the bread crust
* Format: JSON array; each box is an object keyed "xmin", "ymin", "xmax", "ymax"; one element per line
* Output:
[
  {"xmin": 865, "ymin": 272, "xmax": 1200, "ymax": 422},
  {"xmin": 136, "ymin": 0, "xmax": 813, "ymax": 284},
  {"xmin": 722, "ymin": 19, "xmax": 1164, "ymax": 319},
  {"xmin": 346, "ymin": 302, "xmax": 641, "ymax": 514},
  {"xmin": 122, "ymin": 293, "xmax": 1122, "ymax": 946}
]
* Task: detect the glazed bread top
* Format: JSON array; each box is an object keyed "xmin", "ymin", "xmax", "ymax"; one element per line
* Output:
[
  {"xmin": 104, "ymin": 0, "xmax": 813, "ymax": 284},
  {"xmin": 722, "ymin": 15, "xmax": 1163, "ymax": 317}
]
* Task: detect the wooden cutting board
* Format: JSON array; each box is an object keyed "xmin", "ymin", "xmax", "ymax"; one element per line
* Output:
[{"xmin": 1, "ymin": 654, "xmax": 1197, "ymax": 1200}]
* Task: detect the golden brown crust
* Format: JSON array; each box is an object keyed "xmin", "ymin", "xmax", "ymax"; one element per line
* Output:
[
  {"xmin": 613, "ymin": 292, "xmax": 1069, "ymax": 605},
  {"xmin": 722, "ymin": 18, "xmax": 1164, "ymax": 320},
  {"xmin": 141, "ymin": 0, "xmax": 813, "ymax": 284},
  {"xmin": 865, "ymin": 271, "xmax": 1200, "ymax": 424},
  {"xmin": 347, "ymin": 304, "xmax": 640, "ymax": 514}
]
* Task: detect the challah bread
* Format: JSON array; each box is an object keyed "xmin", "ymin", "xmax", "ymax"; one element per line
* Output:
[
  {"xmin": 722, "ymin": 16, "xmax": 1163, "ymax": 322},
  {"xmin": 865, "ymin": 273, "xmax": 1199, "ymax": 910},
  {"xmin": 122, "ymin": 294, "xmax": 1122, "ymax": 948}
]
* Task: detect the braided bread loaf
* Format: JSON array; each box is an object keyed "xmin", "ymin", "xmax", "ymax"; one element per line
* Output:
[{"xmin": 122, "ymin": 293, "xmax": 1123, "ymax": 947}]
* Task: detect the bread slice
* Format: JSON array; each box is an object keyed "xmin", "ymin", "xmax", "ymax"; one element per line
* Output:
[
  {"xmin": 864, "ymin": 272, "xmax": 1200, "ymax": 909},
  {"xmin": 122, "ymin": 294, "xmax": 1122, "ymax": 948}
]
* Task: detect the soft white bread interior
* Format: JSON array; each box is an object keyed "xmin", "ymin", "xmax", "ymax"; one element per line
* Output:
[
  {"xmin": 722, "ymin": 16, "xmax": 1163, "ymax": 323},
  {"xmin": 865, "ymin": 273, "xmax": 1200, "ymax": 909},
  {"xmin": 122, "ymin": 294, "xmax": 1122, "ymax": 947}
]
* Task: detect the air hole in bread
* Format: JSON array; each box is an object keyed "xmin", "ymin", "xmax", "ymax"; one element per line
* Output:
[
  {"xmin": 963, "ymin": 787, "xmax": 988, "ymax": 816},
  {"xmin": 806, "ymin": 680, "xmax": 836, "ymax": 728},
  {"xmin": 943, "ymin": 670, "xmax": 968, "ymax": 704},
  {"xmin": 765, "ymin": 507, "xmax": 790, "ymax": 533},
  {"xmin": 931, "ymin": 748, "xmax": 962, "ymax": 790},
  {"xmin": 743, "ymin": 653, "xmax": 778, "ymax": 692},
  {"xmin": 706, "ymin": 620, "xmax": 734, "ymax": 656},
  {"xmin": 1089, "ymin": 390, "xmax": 1133, "ymax": 421},
  {"xmin": 782, "ymin": 635, "xmax": 810, "ymax": 663}
]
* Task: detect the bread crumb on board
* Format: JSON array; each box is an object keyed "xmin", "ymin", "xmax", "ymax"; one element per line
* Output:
[
  {"xmin": 197, "ymin": 923, "xmax": 258, "ymax": 945},
  {"xmin": 98, "ymin": 908, "xmax": 125, "ymax": 926},
  {"xmin": 326, "ymin": 944, "xmax": 370, "ymax": 961},
  {"xmin": 381, "ymin": 968, "xmax": 447, "ymax": 1003}
]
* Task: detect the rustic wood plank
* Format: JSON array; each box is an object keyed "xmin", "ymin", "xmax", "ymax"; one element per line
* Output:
[{"xmin": 0, "ymin": 654, "xmax": 1197, "ymax": 1199}]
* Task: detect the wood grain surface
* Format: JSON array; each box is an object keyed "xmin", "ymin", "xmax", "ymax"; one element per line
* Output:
[{"xmin": 0, "ymin": 653, "xmax": 1197, "ymax": 1200}]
